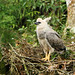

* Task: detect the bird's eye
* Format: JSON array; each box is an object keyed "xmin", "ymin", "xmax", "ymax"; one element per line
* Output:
[
  {"xmin": 35, "ymin": 22, "xmax": 41, "ymax": 25},
  {"xmin": 38, "ymin": 22, "xmax": 41, "ymax": 24}
]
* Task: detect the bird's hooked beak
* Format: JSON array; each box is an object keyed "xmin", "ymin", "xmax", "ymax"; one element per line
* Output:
[{"xmin": 34, "ymin": 22, "xmax": 41, "ymax": 25}]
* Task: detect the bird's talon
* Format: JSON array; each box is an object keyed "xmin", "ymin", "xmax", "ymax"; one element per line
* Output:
[
  {"xmin": 41, "ymin": 58, "xmax": 48, "ymax": 61},
  {"xmin": 41, "ymin": 55, "xmax": 50, "ymax": 61}
]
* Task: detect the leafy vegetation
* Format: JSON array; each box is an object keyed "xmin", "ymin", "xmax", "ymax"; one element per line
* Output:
[{"xmin": 0, "ymin": 0, "xmax": 67, "ymax": 46}]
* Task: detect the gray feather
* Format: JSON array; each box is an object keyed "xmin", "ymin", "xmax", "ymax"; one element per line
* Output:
[
  {"xmin": 46, "ymin": 32, "xmax": 65, "ymax": 51},
  {"xmin": 37, "ymin": 31, "xmax": 46, "ymax": 39}
]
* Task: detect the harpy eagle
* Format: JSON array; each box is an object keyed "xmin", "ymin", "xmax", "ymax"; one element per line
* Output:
[{"xmin": 35, "ymin": 17, "xmax": 66, "ymax": 61}]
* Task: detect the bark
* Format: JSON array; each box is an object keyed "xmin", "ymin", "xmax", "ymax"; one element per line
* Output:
[
  {"xmin": 66, "ymin": 0, "xmax": 72, "ymax": 7},
  {"xmin": 66, "ymin": 0, "xmax": 75, "ymax": 33}
]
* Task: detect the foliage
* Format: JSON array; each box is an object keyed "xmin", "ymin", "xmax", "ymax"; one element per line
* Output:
[{"xmin": 0, "ymin": 0, "xmax": 67, "ymax": 46}]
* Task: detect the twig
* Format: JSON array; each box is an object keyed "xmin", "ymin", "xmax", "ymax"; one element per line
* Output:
[
  {"xmin": 52, "ymin": 69, "xmax": 67, "ymax": 74},
  {"xmin": 0, "ymin": 56, "xmax": 6, "ymax": 62},
  {"xmin": 9, "ymin": 43, "xmax": 32, "ymax": 59},
  {"xmin": 52, "ymin": 60, "xmax": 75, "ymax": 64},
  {"xmin": 8, "ymin": 43, "xmax": 74, "ymax": 75},
  {"xmin": 9, "ymin": 43, "xmax": 49, "ymax": 64},
  {"xmin": 12, "ymin": 64, "xmax": 20, "ymax": 75},
  {"xmin": 67, "ymin": 43, "xmax": 75, "ymax": 47},
  {"xmin": 22, "ymin": 58, "xmax": 29, "ymax": 75}
]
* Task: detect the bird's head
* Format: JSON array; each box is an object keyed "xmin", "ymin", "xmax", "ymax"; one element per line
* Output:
[
  {"xmin": 35, "ymin": 18, "xmax": 43, "ymax": 25},
  {"xmin": 35, "ymin": 17, "xmax": 51, "ymax": 26}
]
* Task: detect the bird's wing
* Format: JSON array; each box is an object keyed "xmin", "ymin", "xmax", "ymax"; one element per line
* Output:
[
  {"xmin": 54, "ymin": 32, "xmax": 61, "ymax": 38},
  {"xmin": 46, "ymin": 32, "xmax": 65, "ymax": 50},
  {"xmin": 48, "ymin": 25, "xmax": 61, "ymax": 38}
]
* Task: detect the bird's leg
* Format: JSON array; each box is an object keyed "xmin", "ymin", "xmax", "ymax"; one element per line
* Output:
[
  {"xmin": 47, "ymin": 48, "xmax": 54, "ymax": 61},
  {"xmin": 42, "ymin": 52, "xmax": 48, "ymax": 61},
  {"xmin": 47, "ymin": 51, "xmax": 51, "ymax": 61},
  {"xmin": 47, "ymin": 54, "xmax": 50, "ymax": 61},
  {"xmin": 42, "ymin": 52, "xmax": 51, "ymax": 61}
]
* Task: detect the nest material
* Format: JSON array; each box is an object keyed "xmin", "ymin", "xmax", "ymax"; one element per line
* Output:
[{"xmin": 0, "ymin": 39, "xmax": 75, "ymax": 75}]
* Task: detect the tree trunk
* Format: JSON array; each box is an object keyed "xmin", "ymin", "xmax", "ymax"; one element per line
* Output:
[{"xmin": 65, "ymin": 0, "xmax": 75, "ymax": 33}]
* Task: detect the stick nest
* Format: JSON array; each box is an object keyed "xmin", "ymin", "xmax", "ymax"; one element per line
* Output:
[{"xmin": 0, "ymin": 39, "xmax": 75, "ymax": 75}]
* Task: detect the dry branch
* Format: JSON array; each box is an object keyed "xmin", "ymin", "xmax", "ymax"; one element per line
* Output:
[{"xmin": 0, "ymin": 40, "xmax": 74, "ymax": 75}]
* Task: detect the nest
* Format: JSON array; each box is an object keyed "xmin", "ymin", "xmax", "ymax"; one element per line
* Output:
[{"xmin": 0, "ymin": 39, "xmax": 75, "ymax": 75}]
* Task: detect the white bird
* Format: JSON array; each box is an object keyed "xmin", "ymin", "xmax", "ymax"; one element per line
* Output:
[{"xmin": 35, "ymin": 17, "xmax": 66, "ymax": 61}]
